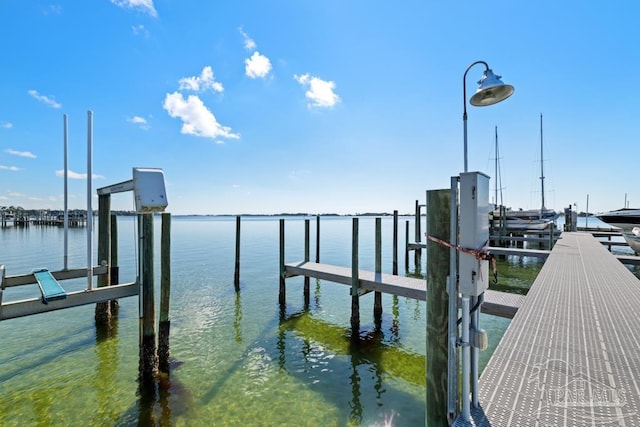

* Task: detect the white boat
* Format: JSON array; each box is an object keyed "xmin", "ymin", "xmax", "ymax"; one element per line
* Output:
[
  {"xmin": 595, "ymin": 208, "xmax": 640, "ymax": 231},
  {"xmin": 491, "ymin": 115, "xmax": 559, "ymax": 231},
  {"xmin": 622, "ymin": 227, "xmax": 640, "ymax": 254}
]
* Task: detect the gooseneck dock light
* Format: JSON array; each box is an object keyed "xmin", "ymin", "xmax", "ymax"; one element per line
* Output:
[
  {"xmin": 462, "ymin": 61, "xmax": 514, "ymax": 172},
  {"xmin": 454, "ymin": 61, "xmax": 513, "ymax": 423}
]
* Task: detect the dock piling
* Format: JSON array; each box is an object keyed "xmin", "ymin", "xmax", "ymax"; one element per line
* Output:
[
  {"xmin": 139, "ymin": 214, "xmax": 158, "ymax": 385},
  {"xmin": 350, "ymin": 218, "xmax": 360, "ymax": 337},
  {"xmin": 279, "ymin": 219, "xmax": 286, "ymax": 308},
  {"xmin": 95, "ymin": 194, "xmax": 111, "ymax": 327},
  {"xmin": 426, "ymin": 189, "xmax": 450, "ymax": 426},
  {"xmin": 109, "ymin": 214, "xmax": 119, "ymax": 314},
  {"xmin": 158, "ymin": 213, "xmax": 171, "ymax": 374},
  {"xmin": 304, "ymin": 219, "xmax": 310, "ymax": 306},
  {"xmin": 373, "ymin": 218, "xmax": 382, "ymax": 328},
  {"xmin": 234, "ymin": 216, "xmax": 241, "ymax": 291}
]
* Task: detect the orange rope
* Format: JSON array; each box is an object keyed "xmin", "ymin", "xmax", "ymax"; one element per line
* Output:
[{"xmin": 425, "ymin": 234, "xmax": 498, "ymax": 284}]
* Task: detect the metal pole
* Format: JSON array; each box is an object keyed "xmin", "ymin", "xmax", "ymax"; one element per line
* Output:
[
  {"xmin": 461, "ymin": 296, "xmax": 471, "ymax": 421},
  {"xmin": 63, "ymin": 114, "xmax": 69, "ymax": 270},
  {"xmin": 586, "ymin": 194, "xmax": 590, "ymax": 229},
  {"xmin": 86, "ymin": 110, "xmax": 93, "ymax": 290},
  {"xmin": 462, "ymin": 61, "xmax": 490, "ymax": 173}
]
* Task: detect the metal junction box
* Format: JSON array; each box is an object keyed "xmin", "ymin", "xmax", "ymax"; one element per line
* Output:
[
  {"xmin": 133, "ymin": 167, "xmax": 168, "ymax": 213},
  {"xmin": 459, "ymin": 172, "xmax": 490, "ymax": 296}
]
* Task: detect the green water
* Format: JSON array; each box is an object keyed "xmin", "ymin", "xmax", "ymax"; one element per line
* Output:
[{"xmin": 1, "ymin": 216, "xmax": 538, "ymax": 426}]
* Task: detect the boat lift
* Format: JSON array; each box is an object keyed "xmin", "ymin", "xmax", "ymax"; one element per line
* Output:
[{"xmin": 0, "ymin": 167, "xmax": 168, "ymax": 322}]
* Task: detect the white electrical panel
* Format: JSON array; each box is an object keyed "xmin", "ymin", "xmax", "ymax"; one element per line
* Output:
[
  {"xmin": 133, "ymin": 167, "xmax": 168, "ymax": 212},
  {"xmin": 459, "ymin": 172, "xmax": 490, "ymax": 296}
]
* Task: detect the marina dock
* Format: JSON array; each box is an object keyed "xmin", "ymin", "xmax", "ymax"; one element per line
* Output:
[{"xmin": 476, "ymin": 232, "xmax": 640, "ymax": 425}]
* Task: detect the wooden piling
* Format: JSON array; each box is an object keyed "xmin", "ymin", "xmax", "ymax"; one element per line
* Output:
[
  {"xmin": 109, "ymin": 213, "xmax": 119, "ymax": 314},
  {"xmin": 279, "ymin": 219, "xmax": 286, "ymax": 307},
  {"xmin": 158, "ymin": 213, "xmax": 171, "ymax": 374},
  {"xmin": 426, "ymin": 189, "xmax": 450, "ymax": 426},
  {"xmin": 374, "ymin": 218, "xmax": 382, "ymax": 327},
  {"xmin": 350, "ymin": 218, "xmax": 360, "ymax": 337},
  {"xmin": 139, "ymin": 214, "xmax": 157, "ymax": 384},
  {"xmin": 234, "ymin": 215, "xmax": 241, "ymax": 291},
  {"xmin": 304, "ymin": 219, "xmax": 310, "ymax": 305},
  {"xmin": 315, "ymin": 214, "xmax": 320, "ymax": 263},
  {"xmin": 405, "ymin": 220, "xmax": 409, "ymax": 271},
  {"xmin": 393, "ymin": 210, "xmax": 398, "ymax": 275},
  {"xmin": 95, "ymin": 194, "xmax": 111, "ymax": 326},
  {"xmin": 414, "ymin": 200, "xmax": 422, "ymax": 267}
]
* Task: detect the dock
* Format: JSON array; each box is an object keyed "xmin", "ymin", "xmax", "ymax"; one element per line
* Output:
[
  {"xmin": 476, "ymin": 232, "xmax": 640, "ymax": 425},
  {"xmin": 284, "ymin": 261, "xmax": 524, "ymax": 319}
]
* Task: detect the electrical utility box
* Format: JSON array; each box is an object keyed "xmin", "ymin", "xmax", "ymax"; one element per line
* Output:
[
  {"xmin": 459, "ymin": 172, "xmax": 490, "ymax": 296},
  {"xmin": 133, "ymin": 167, "xmax": 168, "ymax": 213}
]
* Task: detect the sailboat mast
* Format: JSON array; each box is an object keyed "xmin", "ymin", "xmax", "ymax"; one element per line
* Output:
[
  {"xmin": 540, "ymin": 113, "xmax": 546, "ymax": 212},
  {"xmin": 494, "ymin": 126, "xmax": 498, "ymax": 209}
]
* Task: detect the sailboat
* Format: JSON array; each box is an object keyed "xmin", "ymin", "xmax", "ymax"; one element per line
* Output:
[{"xmin": 491, "ymin": 114, "xmax": 559, "ymax": 231}]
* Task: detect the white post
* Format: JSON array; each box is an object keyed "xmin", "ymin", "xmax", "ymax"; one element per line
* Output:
[
  {"xmin": 472, "ymin": 298, "xmax": 480, "ymax": 407},
  {"xmin": 63, "ymin": 114, "xmax": 69, "ymax": 270},
  {"xmin": 461, "ymin": 296, "xmax": 471, "ymax": 421},
  {"xmin": 86, "ymin": 111, "xmax": 93, "ymax": 290}
]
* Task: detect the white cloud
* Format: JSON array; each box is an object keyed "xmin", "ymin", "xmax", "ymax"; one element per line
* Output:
[
  {"xmin": 110, "ymin": 0, "xmax": 157, "ymax": 17},
  {"xmin": 132, "ymin": 24, "xmax": 150, "ymax": 38},
  {"xmin": 245, "ymin": 51, "xmax": 272, "ymax": 79},
  {"xmin": 127, "ymin": 115, "xmax": 150, "ymax": 130},
  {"xmin": 163, "ymin": 92, "xmax": 239, "ymax": 141},
  {"xmin": 293, "ymin": 74, "xmax": 341, "ymax": 108},
  {"xmin": 0, "ymin": 165, "xmax": 20, "ymax": 171},
  {"xmin": 178, "ymin": 66, "xmax": 224, "ymax": 93},
  {"xmin": 239, "ymin": 27, "xmax": 256, "ymax": 50},
  {"xmin": 43, "ymin": 4, "xmax": 62, "ymax": 15},
  {"xmin": 1, "ymin": 122, "xmax": 13, "ymax": 129},
  {"xmin": 5, "ymin": 149, "xmax": 36, "ymax": 158},
  {"xmin": 55, "ymin": 170, "xmax": 105, "ymax": 179},
  {"xmin": 28, "ymin": 89, "xmax": 62, "ymax": 109}
]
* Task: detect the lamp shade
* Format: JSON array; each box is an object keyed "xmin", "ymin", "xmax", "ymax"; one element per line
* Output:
[{"xmin": 469, "ymin": 69, "xmax": 514, "ymax": 107}]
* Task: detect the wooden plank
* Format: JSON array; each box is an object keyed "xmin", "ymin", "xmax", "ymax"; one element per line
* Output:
[
  {"xmin": 476, "ymin": 232, "xmax": 640, "ymax": 426},
  {"xmin": 284, "ymin": 261, "xmax": 523, "ymax": 319},
  {"xmin": 0, "ymin": 282, "xmax": 138, "ymax": 321}
]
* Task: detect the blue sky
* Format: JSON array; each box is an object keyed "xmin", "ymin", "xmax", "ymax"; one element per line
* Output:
[{"xmin": 1, "ymin": 1, "xmax": 638, "ymax": 215}]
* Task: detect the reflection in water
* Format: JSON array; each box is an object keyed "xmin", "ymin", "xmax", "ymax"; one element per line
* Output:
[
  {"xmin": 134, "ymin": 360, "xmax": 192, "ymax": 426},
  {"xmin": 390, "ymin": 295, "xmax": 400, "ymax": 342},
  {"xmin": 94, "ymin": 317, "xmax": 119, "ymax": 425},
  {"xmin": 278, "ymin": 309, "xmax": 425, "ymax": 425},
  {"xmin": 234, "ymin": 291, "xmax": 243, "ymax": 344},
  {"xmin": 349, "ymin": 340, "xmax": 363, "ymax": 424}
]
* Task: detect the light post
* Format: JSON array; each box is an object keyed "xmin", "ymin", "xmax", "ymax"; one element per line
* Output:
[
  {"xmin": 462, "ymin": 61, "xmax": 514, "ymax": 172},
  {"xmin": 456, "ymin": 61, "xmax": 513, "ymax": 422}
]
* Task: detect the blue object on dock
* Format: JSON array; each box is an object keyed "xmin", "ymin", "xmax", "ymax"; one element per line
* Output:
[{"xmin": 33, "ymin": 268, "xmax": 67, "ymax": 304}]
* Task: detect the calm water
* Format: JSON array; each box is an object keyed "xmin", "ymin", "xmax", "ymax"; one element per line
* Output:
[{"xmin": 2, "ymin": 215, "xmax": 626, "ymax": 426}]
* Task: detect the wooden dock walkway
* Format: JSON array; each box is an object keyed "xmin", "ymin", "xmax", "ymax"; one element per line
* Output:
[
  {"xmin": 284, "ymin": 261, "xmax": 524, "ymax": 319},
  {"xmin": 475, "ymin": 232, "xmax": 640, "ymax": 426}
]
